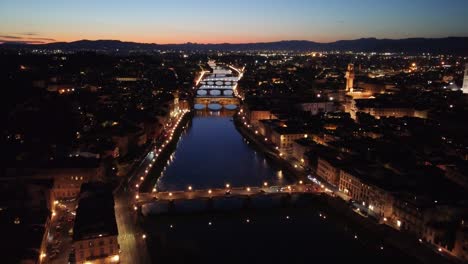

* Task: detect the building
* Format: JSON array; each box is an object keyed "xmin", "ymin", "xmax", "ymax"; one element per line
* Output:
[
  {"xmin": 258, "ymin": 120, "xmax": 306, "ymax": 156},
  {"xmin": 391, "ymin": 194, "xmax": 434, "ymax": 236},
  {"xmin": 72, "ymin": 182, "xmax": 119, "ymax": 264},
  {"xmin": 338, "ymin": 165, "xmax": 395, "ymax": 220},
  {"xmin": 316, "ymin": 155, "xmax": 344, "ymax": 187},
  {"xmin": 463, "ymin": 63, "xmax": 468, "ymax": 94},
  {"xmin": 6, "ymin": 157, "xmax": 105, "ymax": 200},
  {"xmin": 115, "ymin": 77, "xmax": 140, "ymax": 82},
  {"xmin": 241, "ymin": 104, "xmax": 276, "ymax": 126},
  {"xmin": 355, "ymin": 98, "xmax": 428, "ymax": 119},
  {"xmin": 291, "ymin": 138, "xmax": 316, "ymax": 166},
  {"xmin": 453, "ymin": 219, "xmax": 468, "ymax": 261},
  {"xmin": 0, "ymin": 179, "xmax": 53, "ymax": 264},
  {"xmin": 345, "ymin": 63, "xmax": 355, "ymax": 92},
  {"xmin": 295, "ymin": 101, "xmax": 338, "ymax": 115}
]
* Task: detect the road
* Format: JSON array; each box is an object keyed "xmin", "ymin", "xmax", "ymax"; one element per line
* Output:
[
  {"xmin": 45, "ymin": 200, "xmax": 76, "ymax": 264},
  {"xmin": 113, "ymin": 111, "xmax": 189, "ymax": 264},
  {"xmin": 114, "ymin": 189, "xmax": 150, "ymax": 264}
]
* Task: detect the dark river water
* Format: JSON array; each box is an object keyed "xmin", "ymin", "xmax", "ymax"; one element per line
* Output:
[{"xmin": 154, "ymin": 111, "xmax": 289, "ymax": 192}]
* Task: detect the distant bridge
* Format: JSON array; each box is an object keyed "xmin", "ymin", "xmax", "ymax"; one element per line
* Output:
[{"xmin": 193, "ymin": 63, "xmax": 243, "ymax": 110}]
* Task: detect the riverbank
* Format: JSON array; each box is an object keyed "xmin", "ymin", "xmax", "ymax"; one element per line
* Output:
[
  {"xmin": 233, "ymin": 113, "xmax": 306, "ymax": 182},
  {"xmin": 139, "ymin": 112, "xmax": 193, "ymax": 192}
]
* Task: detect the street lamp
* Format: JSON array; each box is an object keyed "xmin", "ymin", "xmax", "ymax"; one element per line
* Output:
[
  {"xmin": 263, "ymin": 182, "xmax": 268, "ymax": 187},
  {"xmin": 246, "ymin": 187, "xmax": 251, "ymax": 192},
  {"xmin": 225, "ymin": 183, "xmax": 230, "ymax": 188},
  {"xmin": 188, "ymin": 186, "xmax": 192, "ymax": 191},
  {"xmin": 208, "ymin": 189, "xmax": 212, "ymax": 194}
]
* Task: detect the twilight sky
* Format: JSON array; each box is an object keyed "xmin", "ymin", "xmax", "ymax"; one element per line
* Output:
[{"xmin": 1, "ymin": 0, "xmax": 467, "ymax": 44}]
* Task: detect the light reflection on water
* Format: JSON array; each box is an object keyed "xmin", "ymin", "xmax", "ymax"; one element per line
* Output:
[{"xmin": 155, "ymin": 112, "xmax": 289, "ymax": 191}]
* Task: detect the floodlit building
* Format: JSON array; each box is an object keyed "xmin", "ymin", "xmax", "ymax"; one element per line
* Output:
[
  {"xmin": 338, "ymin": 165, "xmax": 395, "ymax": 220},
  {"xmin": 345, "ymin": 63, "xmax": 355, "ymax": 92},
  {"xmin": 463, "ymin": 63, "xmax": 468, "ymax": 94}
]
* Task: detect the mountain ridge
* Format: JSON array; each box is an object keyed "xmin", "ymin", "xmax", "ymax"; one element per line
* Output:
[{"xmin": 2, "ymin": 37, "xmax": 468, "ymax": 54}]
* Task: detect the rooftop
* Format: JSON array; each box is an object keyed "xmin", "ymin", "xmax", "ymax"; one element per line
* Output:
[{"xmin": 72, "ymin": 182, "xmax": 118, "ymax": 241}]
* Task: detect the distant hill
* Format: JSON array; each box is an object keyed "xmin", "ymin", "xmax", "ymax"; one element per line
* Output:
[{"xmin": 2, "ymin": 37, "xmax": 468, "ymax": 54}]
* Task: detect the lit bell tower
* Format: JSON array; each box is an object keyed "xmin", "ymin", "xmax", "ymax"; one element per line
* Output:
[
  {"xmin": 345, "ymin": 63, "xmax": 355, "ymax": 92},
  {"xmin": 463, "ymin": 63, "xmax": 468, "ymax": 94}
]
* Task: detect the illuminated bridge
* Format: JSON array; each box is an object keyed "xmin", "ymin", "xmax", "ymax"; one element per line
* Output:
[
  {"xmin": 134, "ymin": 183, "xmax": 322, "ymax": 215},
  {"xmin": 194, "ymin": 61, "xmax": 244, "ymax": 111}
]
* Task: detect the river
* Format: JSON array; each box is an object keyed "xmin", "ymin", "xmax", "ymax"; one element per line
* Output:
[{"xmin": 154, "ymin": 110, "xmax": 290, "ymax": 192}]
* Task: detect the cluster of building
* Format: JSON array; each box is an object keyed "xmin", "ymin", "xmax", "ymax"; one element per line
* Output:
[
  {"xmin": 239, "ymin": 58, "xmax": 468, "ymax": 261},
  {"xmin": 4, "ymin": 51, "xmax": 198, "ymax": 263},
  {"xmin": 0, "ymin": 177, "xmax": 119, "ymax": 264}
]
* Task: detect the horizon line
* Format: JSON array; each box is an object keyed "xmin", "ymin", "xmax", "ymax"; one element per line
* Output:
[{"xmin": 1, "ymin": 36, "xmax": 468, "ymax": 46}]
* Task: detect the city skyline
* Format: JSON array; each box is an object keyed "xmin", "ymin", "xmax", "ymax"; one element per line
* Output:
[
  {"xmin": 1, "ymin": 0, "xmax": 468, "ymax": 44},
  {"xmin": 3, "ymin": 1, "xmax": 468, "ymax": 263}
]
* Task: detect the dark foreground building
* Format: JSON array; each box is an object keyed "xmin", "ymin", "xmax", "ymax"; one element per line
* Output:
[{"xmin": 72, "ymin": 182, "xmax": 119, "ymax": 264}]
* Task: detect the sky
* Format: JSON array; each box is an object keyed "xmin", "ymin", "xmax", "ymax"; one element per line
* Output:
[{"xmin": 1, "ymin": 0, "xmax": 468, "ymax": 44}]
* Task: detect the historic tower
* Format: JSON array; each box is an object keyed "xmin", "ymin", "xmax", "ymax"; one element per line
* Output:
[
  {"xmin": 463, "ymin": 63, "xmax": 468, "ymax": 94},
  {"xmin": 345, "ymin": 63, "xmax": 355, "ymax": 92}
]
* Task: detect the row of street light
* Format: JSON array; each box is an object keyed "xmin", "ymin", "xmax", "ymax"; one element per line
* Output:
[
  {"xmin": 143, "ymin": 180, "xmax": 310, "ymax": 201},
  {"xmin": 134, "ymin": 109, "xmax": 190, "ymax": 200}
]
